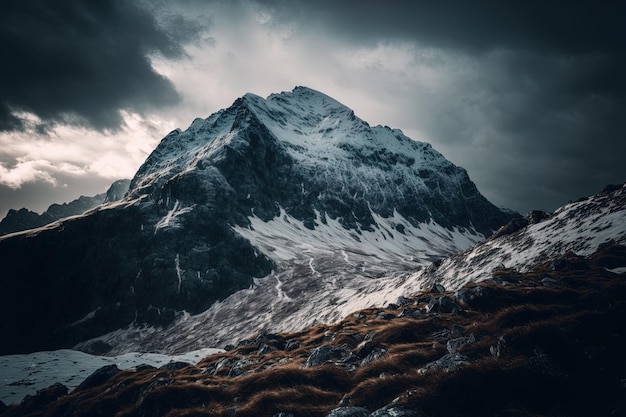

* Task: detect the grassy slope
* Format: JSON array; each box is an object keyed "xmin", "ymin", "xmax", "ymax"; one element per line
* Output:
[{"xmin": 3, "ymin": 244, "xmax": 626, "ymax": 417}]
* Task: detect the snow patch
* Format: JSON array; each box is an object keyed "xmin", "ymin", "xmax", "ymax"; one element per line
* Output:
[{"xmin": 0, "ymin": 348, "xmax": 222, "ymax": 405}]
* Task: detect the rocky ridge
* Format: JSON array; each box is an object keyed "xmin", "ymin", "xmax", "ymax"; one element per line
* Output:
[{"xmin": 0, "ymin": 179, "xmax": 130, "ymax": 236}]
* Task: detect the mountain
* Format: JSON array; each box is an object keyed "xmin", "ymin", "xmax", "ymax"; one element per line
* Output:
[
  {"xmin": 0, "ymin": 179, "xmax": 130, "ymax": 236},
  {"xmin": 0, "ymin": 87, "xmax": 512, "ymax": 355},
  {"xmin": 71, "ymin": 182, "xmax": 626, "ymax": 356}
]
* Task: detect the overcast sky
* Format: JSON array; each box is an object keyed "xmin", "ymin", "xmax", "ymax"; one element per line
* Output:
[{"xmin": 1, "ymin": 0, "xmax": 625, "ymax": 218}]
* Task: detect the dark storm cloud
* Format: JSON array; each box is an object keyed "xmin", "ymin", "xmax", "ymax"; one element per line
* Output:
[
  {"xmin": 260, "ymin": 0, "xmax": 625, "ymax": 54},
  {"xmin": 256, "ymin": 0, "xmax": 626, "ymax": 212},
  {"xmin": 0, "ymin": 0, "xmax": 204, "ymax": 132},
  {"xmin": 428, "ymin": 50, "xmax": 626, "ymax": 212}
]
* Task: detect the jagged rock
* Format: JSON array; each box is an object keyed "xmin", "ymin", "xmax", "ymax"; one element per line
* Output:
[
  {"xmin": 455, "ymin": 285, "xmax": 492, "ymax": 307},
  {"xmin": 429, "ymin": 283, "xmax": 446, "ymax": 293},
  {"xmin": 490, "ymin": 217, "xmax": 528, "ymax": 239},
  {"xmin": 237, "ymin": 338, "xmax": 253, "ymax": 347},
  {"xmin": 490, "ymin": 336, "xmax": 508, "ymax": 358},
  {"xmin": 370, "ymin": 406, "xmax": 420, "ymax": 417},
  {"xmin": 354, "ymin": 339, "xmax": 381, "ymax": 358},
  {"xmin": 360, "ymin": 348, "xmax": 387, "ymax": 367},
  {"xmin": 228, "ymin": 358, "xmax": 254, "ymax": 377},
  {"xmin": 396, "ymin": 296, "xmax": 411, "ymax": 306},
  {"xmin": 421, "ymin": 353, "xmax": 468, "ymax": 372},
  {"xmin": 257, "ymin": 343, "xmax": 274, "ymax": 354},
  {"xmin": 0, "ymin": 399, "xmax": 6, "ymax": 412},
  {"xmin": 253, "ymin": 332, "xmax": 286, "ymax": 351},
  {"xmin": 204, "ymin": 357, "xmax": 236, "ymax": 376},
  {"xmin": 305, "ymin": 345, "xmax": 347, "ymax": 367},
  {"xmin": 527, "ymin": 210, "xmax": 552, "ymax": 224},
  {"xmin": 285, "ymin": 339, "xmax": 301, "ymax": 351},
  {"xmin": 273, "ymin": 413, "xmax": 294, "ymax": 417},
  {"xmin": 425, "ymin": 296, "xmax": 460, "ymax": 314},
  {"xmin": 75, "ymin": 364, "xmax": 120, "ymax": 392},
  {"xmin": 541, "ymin": 277, "xmax": 562, "ymax": 287},
  {"xmin": 326, "ymin": 406, "xmax": 370, "ymax": 417},
  {"xmin": 447, "ymin": 335, "xmax": 475, "ymax": 354},
  {"xmin": 397, "ymin": 308, "xmax": 421, "ymax": 319}
]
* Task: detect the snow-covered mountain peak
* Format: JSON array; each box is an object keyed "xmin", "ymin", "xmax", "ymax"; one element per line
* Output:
[
  {"xmin": 241, "ymin": 86, "xmax": 422, "ymax": 163},
  {"xmin": 0, "ymin": 86, "xmax": 514, "ymax": 355}
]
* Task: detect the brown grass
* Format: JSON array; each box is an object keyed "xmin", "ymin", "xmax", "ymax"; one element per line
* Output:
[{"xmin": 4, "ymin": 245, "xmax": 626, "ymax": 417}]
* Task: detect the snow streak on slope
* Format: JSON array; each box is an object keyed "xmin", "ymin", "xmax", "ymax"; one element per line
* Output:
[
  {"xmin": 81, "ymin": 209, "xmax": 483, "ymax": 354},
  {"xmin": 236, "ymin": 208, "xmax": 482, "ymax": 269}
]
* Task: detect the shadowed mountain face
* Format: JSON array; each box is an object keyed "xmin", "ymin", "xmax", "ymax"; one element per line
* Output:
[
  {"xmin": 0, "ymin": 87, "xmax": 512, "ymax": 355},
  {"xmin": 3, "ymin": 244, "xmax": 625, "ymax": 417}
]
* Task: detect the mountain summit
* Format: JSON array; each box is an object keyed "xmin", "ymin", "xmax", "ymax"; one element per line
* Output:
[{"xmin": 0, "ymin": 87, "xmax": 512, "ymax": 355}]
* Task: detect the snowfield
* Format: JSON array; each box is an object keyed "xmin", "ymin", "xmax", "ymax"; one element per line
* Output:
[{"xmin": 0, "ymin": 348, "xmax": 222, "ymax": 405}]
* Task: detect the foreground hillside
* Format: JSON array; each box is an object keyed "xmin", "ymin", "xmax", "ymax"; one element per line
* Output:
[{"xmin": 3, "ymin": 243, "xmax": 625, "ymax": 417}]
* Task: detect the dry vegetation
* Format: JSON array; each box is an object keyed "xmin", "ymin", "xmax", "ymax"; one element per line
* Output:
[{"xmin": 3, "ymin": 243, "xmax": 626, "ymax": 417}]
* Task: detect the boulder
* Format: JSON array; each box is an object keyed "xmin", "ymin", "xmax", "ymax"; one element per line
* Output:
[
  {"xmin": 397, "ymin": 308, "xmax": 421, "ymax": 319},
  {"xmin": 228, "ymin": 358, "xmax": 255, "ymax": 377},
  {"xmin": 421, "ymin": 353, "xmax": 468, "ymax": 373},
  {"xmin": 360, "ymin": 348, "xmax": 387, "ymax": 367},
  {"xmin": 429, "ymin": 283, "xmax": 446, "ymax": 293},
  {"xmin": 455, "ymin": 285, "xmax": 491, "ymax": 307},
  {"xmin": 74, "ymin": 364, "xmax": 120, "ymax": 392},
  {"xmin": 425, "ymin": 296, "xmax": 460, "ymax": 314},
  {"xmin": 305, "ymin": 345, "xmax": 348, "ymax": 367},
  {"xmin": 396, "ymin": 296, "xmax": 411, "ymax": 306},
  {"xmin": 17, "ymin": 382, "xmax": 68, "ymax": 416},
  {"xmin": 447, "ymin": 335, "xmax": 475, "ymax": 354},
  {"xmin": 490, "ymin": 217, "xmax": 528, "ymax": 239}
]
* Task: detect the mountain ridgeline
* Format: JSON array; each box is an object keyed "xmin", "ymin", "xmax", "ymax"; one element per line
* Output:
[
  {"xmin": 0, "ymin": 87, "xmax": 513, "ymax": 355},
  {"xmin": 0, "ymin": 179, "xmax": 130, "ymax": 236}
]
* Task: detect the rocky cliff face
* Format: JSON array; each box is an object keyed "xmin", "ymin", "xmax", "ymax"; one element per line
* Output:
[{"xmin": 0, "ymin": 87, "xmax": 512, "ymax": 355}]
